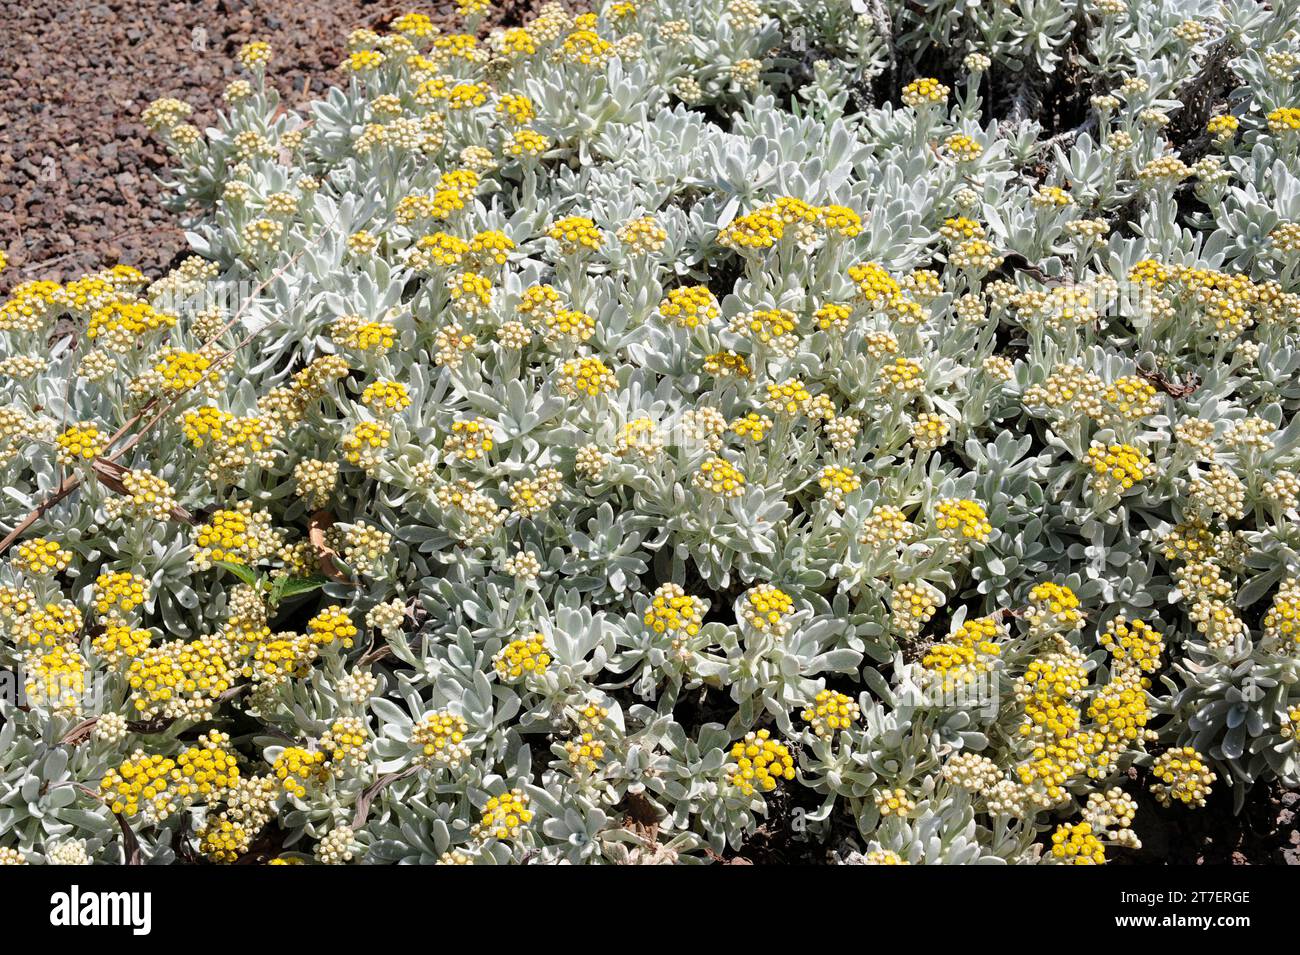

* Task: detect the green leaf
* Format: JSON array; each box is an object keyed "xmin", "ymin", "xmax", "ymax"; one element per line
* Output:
[
  {"xmin": 277, "ymin": 576, "xmax": 329, "ymax": 600},
  {"xmin": 268, "ymin": 574, "xmax": 288, "ymax": 608},
  {"xmin": 214, "ymin": 561, "xmax": 258, "ymax": 586}
]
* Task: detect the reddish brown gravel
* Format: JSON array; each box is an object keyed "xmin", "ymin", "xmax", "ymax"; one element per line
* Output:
[{"xmin": 0, "ymin": 0, "xmax": 536, "ymax": 282}]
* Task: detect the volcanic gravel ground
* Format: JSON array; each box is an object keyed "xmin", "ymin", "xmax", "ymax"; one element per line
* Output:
[{"xmin": 0, "ymin": 0, "xmax": 534, "ymax": 282}]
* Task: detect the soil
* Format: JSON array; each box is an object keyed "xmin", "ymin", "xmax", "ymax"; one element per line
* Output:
[
  {"xmin": 1124, "ymin": 772, "xmax": 1300, "ymax": 865},
  {"xmin": 0, "ymin": 0, "xmax": 536, "ymax": 282}
]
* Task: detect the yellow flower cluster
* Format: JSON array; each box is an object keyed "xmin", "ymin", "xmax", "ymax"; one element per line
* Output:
[
  {"xmin": 9, "ymin": 600, "xmax": 83, "ymax": 648},
  {"xmin": 321, "ymin": 717, "xmax": 369, "ymax": 766},
  {"xmin": 306, "ymin": 606, "xmax": 358, "ymax": 650},
  {"xmin": 0, "ymin": 279, "xmax": 62, "ymax": 332},
  {"xmin": 1128, "ymin": 259, "xmax": 1270, "ymax": 340},
  {"xmin": 448, "ymin": 271, "xmax": 493, "ymax": 313},
  {"xmin": 862, "ymin": 849, "xmax": 907, "ymax": 864},
  {"xmin": 1017, "ymin": 648, "xmax": 1088, "ymax": 741},
  {"xmin": 1032, "ymin": 185, "xmax": 1073, "ymax": 208},
  {"xmin": 23, "ymin": 644, "xmax": 87, "ymax": 713},
  {"xmin": 560, "ymin": 29, "xmax": 614, "ymax": 67},
  {"xmin": 1103, "ymin": 376, "xmax": 1160, "ymax": 421},
  {"xmin": 494, "ymin": 633, "xmax": 552, "ymax": 680},
  {"xmin": 507, "ymin": 467, "xmax": 564, "ymax": 517},
  {"xmin": 658, "ymin": 285, "xmax": 719, "ymax": 328},
  {"xmin": 727, "ymin": 729, "xmax": 796, "ymax": 795},
  {"xmin": 942, "ymin": 133, "xmax": 983, "ymax": 162},
  {"xmin": 732, "ymin": 307, "xmax": 797, "ymax": 347},
  {"xmin": 102, "ymin": 732, "xmax": 240, "ymax": 820},
  {"xmin": 100, "ymin": 754, "xmax": 177, "ymax": 819},
  {"xmin": 644, "ymin": 583, "xmax": 706, "ymax": 640},
  {"xmin": 1282, "ymin": 706, "xmax": 1300, "ymax": 740},
  {"xmin": 153, "ymin": 348, "xmax": 215, "ymax": 392},
  {"xmin": 506, "ymin": 127, "xmax": 550, "ymax": 157},
  {"xmin": 801, "ymin": 689, "xmax": 861, "ymax": 739},
  {"xmin": 392, "ymin": 12, "xmax": 436, "ymax": 36},
  {"xmin": 236, "ymin": 40, "xmax": 271, "ymax": 70},
  {"xmin": 814, "ymin": 301, "xmax": 852, "ymax": 332},
  {"xmin": 817, "ymin": 465, "xmax": 861, "ymax": 508},
  {"xmin": 1049, "ymin": 821, "xmax": 1106, "ymax": 864},
  {"xmin": 1267, "ymin": 107, "xmax": 1300, "ymax": 133},
  {"xmin": 543, "ymin": 308, "xmax": 595, "ymax": 343},
  {"xmin": 765, "ymin": 377, "xmax": 812, "ymax": 415},
  {"xmin": 1264, "ymin": 579, "xmax": 1300, "ymax": 649},
  {"xmin": 922, "ymin": 615, "xmax": 1003, "ymax": 693},
  {"xmin": 443, "ymin": 417, "xmax": 495, "ymax": 462},
  {"xmin": 1098, "ymin": 617, "xmax": 1163, "ymax": 674},
  {"xmin": 1206, "ymin": 114, "xmax": 1239, "ymax": 140},
  {"xmin": 564, "ymin": 702, "xmax": 611, "ymax": 772},
  {"xmin": 14, "ymin": 538, "xmax": 73, "ymax": 576},
  {"xmin": 180, "ymin": 406, "xmax": 232, "ymax": 448},
  {"xmin": 874, "ymin": 787, "xmax": 915, "ymax": 817},
  {"xmin": 516, "ymin": 283, "xmax": 561, "ymax": 325},
  {"xmin": 702, "ymin": 350, "xmax": 752, "ymax": 378},
  {"xmin": 729, "ymin": 412, "xmax": 773, "ymax": 443},
  {"xmin": 940, "ymin": 217, "xmax": 985, "ymax": 244},
  {"xmin": 433, "ymin": 478, "xmax": 507, "ymax": 543},
  {"xmin": 273, "ymin": 746, "xmax": 329, "ymax": 799},
  {"xmin": 819, "ymin": 205, "xmax": 862, "ymax": 237},
  {"xmin": 694, "ymin": 454, "xmax": 746, "ymax": 497},
  {"xmin": 847, "ymin": 261, "xmax": 901, "ymax": 309},
  {"xmin": 949, "ymin": 238, "xmax": 1004, "ymax": 271},
  {"xmin": 934, "ymin": 498, "xmax": 992, "ymax": 544},
  {"xmin": 142, "ymin": 97, "xmax": 193, "ymax": 131},
  {"xmin": 1026, "ymin": 581, "xmax": 1084, "ymax": 635},
  {"xmin": 548, "ymin": 215, "xmax": 604, "ymax": 253},
  {"xmin": 191, "ymin": 501, "xmax": 280, "ymax": 570},
  {"xmin": 717, "ymin": 196, "xmax": 863, "ymax": 251},
  {"xmin": 911, "ymin": 412, "xmax": 950, "ymax": 450},
  {"xmin": 890, "ymin": 581, "xmax": 941, "ymax": 638},
  {"xmin": 741, "ymin": 584, "xmax": 794, "ymax": 636},
  {"xmin": 617, "ymin": 215, "xmax": 668, "ymax": 254},
  {"xmin": 473, "ymin": 789, "xmax": 533, "ymax": 841},
  {"xmin": 126, "ymin": 637, "xmax": 232, "ymax": 719},
  {"xmin": 92, "ymin": 619, "xmax": 153, "ymax": 664},
  {"xmin": 86, "ymin": 300, "xmax": 176, "ymax": 351},
  {"xmin": 55, "ymin": 424, "xmax": 107, "ymax": 465},
  {"xmin": 1084, "ymin": 441, "xmax": 1151, "ymax": 495},
  {"xmin": 345, "ymin": 231, "xmax": 379, "ymax": 257},
  {"xmin": 342, "ymin": 420, "xmax": 392, "ymax": 467},
  {"xmin": 1086, "ymin": 674, "xmax": 1153, "ymax": 776},
  {"xmin": 412, "ymin": 711, "xmax": 472, "ymax": 768},
  {"xmin": 718, "ymin": 206, "xmax": 786, "ymax": 251},
  {"xmin": 1150, "ymin": 747, "xmax": 1217, "ymax": 807},
  {"xmin": 878, "ymin": 357, "xmax": 924, "ymax": 395},
  {"xmin": 0, "ymin": 585, "xmax": 35, "ymax": 622},
  {"xmin": 342, "ymin": 49, "xmax": 386, "ymax": 72},
  {"xmin": 469, "ymin": 229, "xmax": 515, "ymax": 266},
  {"xmin": 496, "ymin": 92, "xmax": 534, "ymax": 124},
  {"xmin": 361, "ymin": 379, "xmax": 411, "ymax": 414},
  {"xmin": 92, "ymin": 571, "xmax": 148, "ymax": 620},
  {"xmin": 858, "ymin": 504, "xmax": 916, "ymax": 549},
  {"xmin": 901, "ymin": 77, "xmax": 949, "ymax": 107},
  {"xmin": 413, "ymin": 232, "xmax": 468, "ymax": 269},
  {"xmin": 198, "ymin": 815, "xmax": 261, "ymax": 864},
  {"xmin": 446, "ymin": 82, "xmax": 489, "ymax": 111},
  {"xmin": 556, "ymin": 355, "xmax": 616, "ymax": 398},
  {"xmin": 104, "ymin": 468, "xmax": 179, "ymax": 522}
]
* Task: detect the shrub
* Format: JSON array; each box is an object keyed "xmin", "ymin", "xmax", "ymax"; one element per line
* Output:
[{"xmin": 1, "ymin": 0, "xmax": 1299, "ymax": 864}]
